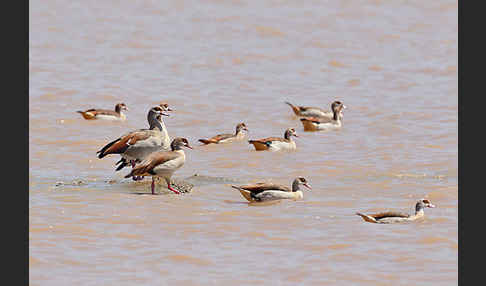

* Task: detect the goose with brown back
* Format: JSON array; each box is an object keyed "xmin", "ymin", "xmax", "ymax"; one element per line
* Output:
[
  {"xmin": 232, "ymin": 177, "xmax": 311, "ymax": 202},
  {"xmin": 248, "ymin": 128, "xmax": 298, "ymax": 151},
  {"xmin": 300, "ymin": 101, "xmax": 346, "ymax": 131},
  {"xmin": 77, "ymin": 103, "xmax": 129, "ymax": 121},
  {"xmin": 285, "ymin": 100, "xmax": 345, "ymax": 119},
  {"xmin": 199, "ymin": 123, "xmax": 248, "ymax": 145},
  {"xmin": 96, "ymin": 105, "xmax": 172, "ymax": 179},
  {"xmin": 356, "ymin": 199, "xmax": 436, "ymax": 224},
  {"xmin": 124, "ymin": 138, "xmax": 193, "ymax": 195}
]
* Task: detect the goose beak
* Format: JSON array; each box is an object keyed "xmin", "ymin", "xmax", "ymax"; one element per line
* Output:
[
  {"xmin": 161, "ymin": 111, "xmax": 170, "ymax": 116},
  {"xmin": 343, "ymin": 105, "xmax": 347, "ymax": 109},
  {"xmin": 185, "ymin": 144, "xmax": 193, "ymax": 149},
  {"xmin": 125, "ymin": 107, "xmax": 129, "ymax": 111},
  {"xmin": 303, "ymin": 183, "xmax": 312, "ymax": 190},
  {"xmin": 427, "ymin": 203, "xmax": 436, "ymax": 208}
]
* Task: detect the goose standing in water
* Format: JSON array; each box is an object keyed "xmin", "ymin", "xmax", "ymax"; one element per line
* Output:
[
  {"xmin": 356, "ymin": 199, "xmax": 436, "ymax": 224},
  {"xmin": 96, "ymin": 105, "xmax": 172, "ymax": 179},
  {"xmin": 248, "ymin": 128, "xmax": 298, "ymax": 151},
  {"xmin": 77, "ymin": 103, "xmax": 129, "ymax": 121},
  {"xmin": 198, "ymin": 123, "xmax": 248, "ymax": 145},
  {"xmin": 285, "ymin": 100, "xmax": 345, "ymax": 119},
  {"xmin": 124, "ymin": 138, "xmax": 192, "ymax": 195},
  {"xmin": 299, "ymin": 101, "xmax": 346, "ymax": 131},
  {"xmin": 232, "ymin": 177, "xmax": 311, "ymax": 202}
]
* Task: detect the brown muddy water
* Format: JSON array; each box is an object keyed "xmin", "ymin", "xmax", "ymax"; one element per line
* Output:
[{"xmin": 29, "ymin": 0, "xmax": 457, "ymax": 285}]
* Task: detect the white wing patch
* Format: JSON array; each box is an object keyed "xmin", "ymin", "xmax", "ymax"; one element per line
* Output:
[{"xmin": 268, "ymin": 140, "xmax": 296, "ymax": 151}]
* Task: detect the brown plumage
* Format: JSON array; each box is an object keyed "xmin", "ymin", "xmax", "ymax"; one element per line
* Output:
[
  {"xmin": 125, "ymin": 152, "xmax": 181, "ymax": 177},
  {"xmin": 232, "ymin": 182, "xmax": 292, "ymax": 193},
  {"xmin": 300, "ymin": 101, "xmax": 346, "ymax": 131},
  {"xmin": 356, "ymin": 211, "xmax": 410, "ymax": 223},
  {"xmin": 285, "ymin": 101, "xmax": 329, "ymax": 117},
  {"xmin": 356, "ymin": 199, "xmax": 436, "ymax": 224},
  {"xmin": 159, "ymin": 102, "xmax": 173, "ymax": 112},
  {"xmin": 77, "ymin": 103, "xmax": 128, "ymax": 120},
  {"xmin": 96, "ymin": 105, "xmax": 172, "ymax": 180},
  {"xmin": 124, "ymin": 138, "xmax": 193, "ymax": 195},
  {"xmin": 198, "ymin": 123, "xmax": 248, "ymax": 145},
  {"xmin": 248, "ymin": 128, "xmax": 298, "ymax": 151},
  {"xmin": 232, "ymin": 177, "xmax": 311, "ymax": 202},
  {"xmin": 285, "ymin": 100, "xmax": 345, "ymax": 119},
  {"xmin": 97, "ymin": 132, "xmax": 153, "ymax": 159}
]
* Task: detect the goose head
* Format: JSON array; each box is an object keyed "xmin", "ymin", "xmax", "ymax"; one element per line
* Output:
[
  {"xmin": 416, "ymin": 199, "xmax": 436, "ymax": 212},
  {"xmin": 236, "ymin": 123, "xmax": 248, "ymax": 134},
  {"xmin": 292, "ymin": 177, "xmax": 312, "ymax": 191},
  {"xmin": 151, "ymin": 105, "xmax": 170, "ymax": 117},
  {"xmin": 284, "ymin": 128, "xmax": 299, "ymax": 139},
  {"xmin": 171, "ymin": 137, "xmax": 193, "ymax": 151},
  {"xmin": 159, "ymin": 102, "xmax": 173, "ymax": 112},
  {"xmin": 331, "ymin": 101, "xmax": 345, "ymax": 120},
  {"xmin": 115, "ymin": 103, "xmax": 129, "ymax": 112}
]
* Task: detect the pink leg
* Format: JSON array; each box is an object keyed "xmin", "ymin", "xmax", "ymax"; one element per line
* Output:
[
  {"xmin": 167, "ymin": 181, "xmax": 180, "ymax": 194},
  {"xmin": 151, "ymin": 178, "xmax": 155, "ymax": 195}
]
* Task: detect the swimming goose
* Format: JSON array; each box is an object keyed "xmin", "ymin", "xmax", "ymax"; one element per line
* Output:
[
  {"xmin": 124, "ymin": 138, "xmax": 192, "ymax": 195},
  {"xmin": 248, "ymin": 128, "xmax": 298, "ymax": 151},
  {"xmin": 96, "ymin": 105, "xmax": 172, "ymax": 177},
  {"xmin": 232, "ymin": 177, "xmax": 311, "ymax": 202},
  {"xmin": 77, "ymin": 103, "xmax": 129, "ymax": 120},
  {"xmin": 285, "ymin": 100, "xmax": 345, "ymax": 119},
  {"xmin": 299, "ymin": 101, "xmax": 346, "ymax": 131},
  {"xmin": 198, "ymin": 123, "xmax": 248, "ymax": 145},
  {"xmin": 356, "ymin": 199, "xmax": 436, "ymax": 224}
]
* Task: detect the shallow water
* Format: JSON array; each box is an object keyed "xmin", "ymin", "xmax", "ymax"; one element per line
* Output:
[{"xmin": 29, "ymin": 0, "xmax": 457, "ymax": 285}]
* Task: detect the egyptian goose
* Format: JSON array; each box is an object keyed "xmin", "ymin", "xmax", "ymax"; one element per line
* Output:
[
  {"xmin": 159, "ymin": 102, "xmax": 173, "ymax": 112},
  {"xmin": 77, "ymin": 103, "xmax": 129, "ymax": 120},
  {"xmin": 96, "ymin": 105, "xmax": 172, "ymax": 177},
  {"xmin": 124, "ymin": 137, "xmax": 192, "ymax": 195},
  {"xmin": 232, "ymin": 177, "xmax": 311, "ymax": 202},
  {"xmin": 299, "ymin": 101, "xmax": 346, "ymax": 131},
  {"xmin": 248, "ymin": 128, "xmax": 298, "ymax": 151},
  {"xmin": 198, "ymin": 123, "xmax": 248, "ymax": 145},
  {"xmin": 285, "ymin": 100, "xmax": 345, "ymax": 118},
  {"xmin": 356, "ymin": 199, "xmax": 436, "ymax": 224}
]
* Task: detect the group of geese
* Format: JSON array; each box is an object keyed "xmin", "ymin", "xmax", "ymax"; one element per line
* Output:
[{"xmin": 77, "ymin": 100, "xmax": 436, "ymax": 224}]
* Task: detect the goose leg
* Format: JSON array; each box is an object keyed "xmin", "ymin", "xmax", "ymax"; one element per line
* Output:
[
  {"xmin": 166, "ymin": 178, "xmax": 180, "ymax": 194},
  {"xmin": 151, "ymin": 177, "xmax": 155, "ymax": 195}
]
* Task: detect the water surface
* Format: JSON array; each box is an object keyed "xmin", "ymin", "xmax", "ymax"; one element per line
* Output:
[{"xmin": 29, "ymin": 0, "xmax": 458, "ymax": 285}]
